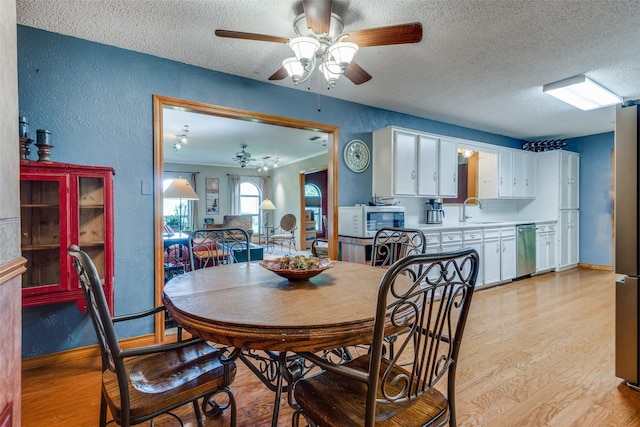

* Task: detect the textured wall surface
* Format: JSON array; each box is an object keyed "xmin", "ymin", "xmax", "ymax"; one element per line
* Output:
[
  {"xmin": 1, "ymin": 0, "xmax": 22, "ymax": 423},
  {"xmin": 18, "ymin": 25, "xmax": 531, "ymax": 357},
  {"xmin": 567, "ymin": 132, "xmax": 614, "ymax": 266}
]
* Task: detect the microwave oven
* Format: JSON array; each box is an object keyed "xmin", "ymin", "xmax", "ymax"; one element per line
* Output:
[{"xmin": 338, "ymin": 206, "xmax": 405, "ymax": 238}]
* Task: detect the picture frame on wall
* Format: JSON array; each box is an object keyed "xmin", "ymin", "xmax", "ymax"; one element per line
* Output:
[{"xmin": 205, "ymin": 178, "xmax": 219, "ymax": 214}]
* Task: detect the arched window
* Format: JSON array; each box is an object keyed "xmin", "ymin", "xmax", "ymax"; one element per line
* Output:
[
  {"xmin": 239, "ymin": 181, "xmax": 261, "ymax": 234},
  {"xmin": 305, "ymin": 183, "xmax": 322, "ymax": 231}
]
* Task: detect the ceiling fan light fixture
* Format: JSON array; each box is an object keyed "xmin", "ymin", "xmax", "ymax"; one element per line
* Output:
[
  {"xmin": 282, "ymin": 57, "xmax": 307, "ymax": 84},
  {"xmin": 328, "ymin": 42, "xmax": 358, "ymax": 72},
  {"xmin": 543, "ymin": 75, "xmax": 622, "ymax": 111},
  {"xmin": 289, "ymin": 37, "xmax": 320, "ymax": 70},
  {"xmin": 320, "ymin": 60, "xmax": 340, "ymax": 88}
]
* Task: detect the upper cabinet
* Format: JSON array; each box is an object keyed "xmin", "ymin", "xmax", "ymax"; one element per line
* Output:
[
  {"xmin": 559, "ymin": 150, "xmax": 579, "ymax": 209},
  {"xmin": 372, "ymin": 127, "xmax": 458, "ymax": 198},
  {"xmin": 498, "ymin": 148, "xmax": 536, "ymax": 199}
]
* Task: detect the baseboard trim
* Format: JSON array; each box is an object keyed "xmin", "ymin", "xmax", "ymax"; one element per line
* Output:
[
  {"xmin": 578, "ymin": 263, "xmax": 613, "ymax": 271},
  {"xmin": 21, "ymin": 334, "xmax": 157, "ymax": 371}
]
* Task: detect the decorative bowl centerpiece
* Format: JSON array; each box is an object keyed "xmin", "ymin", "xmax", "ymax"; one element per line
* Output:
[{"xmin": 260, "ymin": 255, "xmax": 334, "ymax": 281}]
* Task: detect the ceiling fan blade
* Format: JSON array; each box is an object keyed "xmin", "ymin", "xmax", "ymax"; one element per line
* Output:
[
  {"xmin": 344, "ymin": 62, "xmax": 372, "ymax": 85},
  {"xmin": 303, "ymin": 0, "xmax": 333, "ymax": 35},
  {"xmin": 215, "ymin": 29, "xmax": 289, "ymax": 44},
  {"xmin": 268, "ymin": 66, "xmax": 289, "ymax": 81},
  {"xmin": 341, "ymin": 22, "xmax": 423, "ymax": 47}
]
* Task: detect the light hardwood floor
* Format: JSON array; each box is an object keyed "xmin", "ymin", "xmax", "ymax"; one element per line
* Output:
[{"xmin": 22, "ymin": 268, "xmax": 640, "ymax": 426}]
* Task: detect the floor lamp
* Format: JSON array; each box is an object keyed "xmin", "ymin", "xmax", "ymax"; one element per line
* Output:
[
  {"xmin": 259, "ymin": 199, "xmax": 276, "ymax": 227},
  {"xmin": 164, "ymin": 178, "xmax": 199, "ymax": 232}
]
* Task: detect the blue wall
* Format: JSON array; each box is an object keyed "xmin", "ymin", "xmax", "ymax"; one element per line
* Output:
[
  {"xmin": 566, "ymin": 132, "xmax": 614, "ymax": 266},
  {"xmin": 18, "ymin": 25, "xmax": 540, "ymax": 357}
]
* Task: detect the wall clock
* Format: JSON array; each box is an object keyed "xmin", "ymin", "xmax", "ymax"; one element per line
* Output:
[{"xmin": 343, "ymin": 139, "xmax": 370, "ymax": 173}]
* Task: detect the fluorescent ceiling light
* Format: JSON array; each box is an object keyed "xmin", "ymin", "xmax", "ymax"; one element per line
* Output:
[{"xmin": 543, "ymin": 75, "xmax": 622, "ymax": 111}]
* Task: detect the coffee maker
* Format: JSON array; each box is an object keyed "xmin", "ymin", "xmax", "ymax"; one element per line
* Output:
[{"xmin": 425, "ymin": 199, "xmax": 445, "ymax": 224}]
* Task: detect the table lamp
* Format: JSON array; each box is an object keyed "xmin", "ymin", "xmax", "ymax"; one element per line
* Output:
[
  {"xmin": 259, "ymin": 199, "xmax": 276, "ymax": 227},
  {"xmin": 164, "ymin": 178, "xmax": 199, "ymax": 231}
]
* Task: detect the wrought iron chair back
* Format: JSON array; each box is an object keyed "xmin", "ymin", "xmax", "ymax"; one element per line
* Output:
[
  {"xmin": 68, "ymin": 245, "xmax": 237, "ymax": 427},
  {"xmin": 293, "ymin": 249, "xmax": 480, "ymax": 427},
  {"xmin": 188, "ymin": 228, "xmax": 251, "ymax": 270},
  {"xmin": 370, "ymin": 227, "xmax": 427, "ymax": 268}
]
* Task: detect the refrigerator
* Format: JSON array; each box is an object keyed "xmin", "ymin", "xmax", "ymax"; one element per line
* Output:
[{"xmin": 615, "ymin": 104, "xmax": 640, "ymax": 388}]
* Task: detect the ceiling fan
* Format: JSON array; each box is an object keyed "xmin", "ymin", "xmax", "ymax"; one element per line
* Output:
[
  {"xmin": 215, "ymin": 0, "xmax": 422, "ymax": 88},
  {"xmin": 234, "ymin": 144, "xmax": 253, "ymax": 168}
]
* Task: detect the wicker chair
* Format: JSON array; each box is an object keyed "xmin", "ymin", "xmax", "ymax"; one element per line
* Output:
[
  {"xmin": 270, "ymin": 214, "xmax": 297, "ymax": 254},
  {"xmin": 292, "ymin": 249, "xmax": 480, "ymax": 427},
  {"xmin": 68, "ymin": 245, "xmax": 237, "ymax": 427}
]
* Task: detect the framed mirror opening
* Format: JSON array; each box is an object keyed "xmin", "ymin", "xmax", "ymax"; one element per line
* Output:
[{"xmin": 153, "ymin": 95, "xmax": 339, "ymax": 339}]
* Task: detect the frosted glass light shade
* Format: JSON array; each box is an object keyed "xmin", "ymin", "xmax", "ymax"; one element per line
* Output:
[
  {"xmin": 289, "ymin": 37, "xmax": 320, "ymax": 69},
  {"xmin": 320, "ymin": 61, "xmax": 341, "ymax": 87},
  {"xmin": 543, "ymin": 75, "xmax": 622, "ymax": 111},
  {"xmin": 282, "ymin": 57, "xmax": 306, "ymax": 84},
  {"xmin": 328, "ymin": 42, "xmax": 358, "ymax": 71}
]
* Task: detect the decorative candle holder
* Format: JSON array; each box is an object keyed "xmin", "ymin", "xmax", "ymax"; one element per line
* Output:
[
  {"xmin": 20, "ymin": 137, "xmax": 33, "ymax": 162},
  {"xmin": 35, "ymin": 129, "xmax": 53, "ymax": 162}
]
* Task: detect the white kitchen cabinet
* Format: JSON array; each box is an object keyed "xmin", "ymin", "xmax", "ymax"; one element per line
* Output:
[
  {"xmin": 535, "ymin": 223, "xmax": 557, "ymax": 273},
  {"xmin": 560, "ymin": 151, "xmax": 579, "ymax": 209},
  {"xmin": 441, "ymin": 231, "xmax": 463, "ymax": 252},
  {"xmin": 437, "ymin": 138, "xmax": 458, "ymax": 198},
  {"xmin": 477, "ymin": 151, "xmax": 498, "ymax": 199},
  {"xmin": 463, "ymin": 229, "xmax": 484, "ymax": 286},
  {"xmin": 499, "ymin": 148, "xmax": 536, "ymax": 199},
  {"xmin": 498, "ymin": 149, "xmax": 513, "ymax": 198},
  {"xmin": 500, "ymin": 227, "xmax": 517, "ymax": 281},
  {"xmin": 483, "ymin": 228, "xmax": 502, "ymax": 285},
  {"xmin": 372, "ymin": 127, "xmax": 457, "ymax": 198},
  {"xmin": 513, "ymin": 150, "xmax": 536, "ymax": 198},
  {"xmin": 558, "ymin": 210, "xmax": 579, "ymax": 270}
]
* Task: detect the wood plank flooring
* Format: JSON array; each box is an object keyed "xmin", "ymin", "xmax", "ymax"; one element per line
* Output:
[{"xmin": 22, "ymin": 268, "xmax": 640, "ymax": 426}]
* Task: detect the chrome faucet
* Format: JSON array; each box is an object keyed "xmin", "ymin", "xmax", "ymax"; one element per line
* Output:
[{"xmin": 460, "ymin": 197, "xmax": 483, "ymax": 222}]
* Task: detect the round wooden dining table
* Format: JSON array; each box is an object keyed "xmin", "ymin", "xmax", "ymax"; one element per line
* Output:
[{"xmin": 162, "ymin": 260, "xmax": 397, "ymax": 353}]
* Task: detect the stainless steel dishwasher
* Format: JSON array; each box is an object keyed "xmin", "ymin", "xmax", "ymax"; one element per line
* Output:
[{"xmin": 516, "ymin": 224, "xmax": 536, "ymax": 278}]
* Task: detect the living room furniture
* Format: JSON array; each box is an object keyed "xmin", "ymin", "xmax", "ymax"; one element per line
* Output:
[
  {"xmin": 20, "ymin": 161, "xmax": 114, "ymax": 312},
  {"xmin": 292, "ymin": 249, "xmax": 480, "ymax": 427},
  {"xmin": 68, "ymin": 245, "xmax": 237, "ymax": 427},
  {"xmin": 188, "ymin": 228, "xmax": 251, "ymax": 270},
  {"xmin": 270, "ymin": 214, "xmax": 297, "ymax": 253},
  {"xmin": 222, "ymin": 214, "xmax": 254, "ymax": 238}
]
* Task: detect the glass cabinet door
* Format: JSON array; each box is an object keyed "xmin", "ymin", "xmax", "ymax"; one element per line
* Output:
[
  {"xmin": 20, "ymin": 175, "xmax": 68, "ymax": 294},
  {"xmin": 77, "ymin": 176, "xmax": 107, "ymax": 285}
]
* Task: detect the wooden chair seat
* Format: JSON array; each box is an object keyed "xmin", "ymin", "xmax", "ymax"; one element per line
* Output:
[
  {"xmin": 293, "ymin": 355, "xmax": 448, "ymax": 427},
  {"xmin": 103, "ymin": 342, "xmax": 236, "ymax": 423}
]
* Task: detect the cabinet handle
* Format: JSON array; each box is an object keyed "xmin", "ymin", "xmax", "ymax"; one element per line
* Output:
[
  {"xmin": 513, "ymin": 178, "xmax": 517, "ymax": 186},
  {"xmin": 448, "ymin": 235, "xmax": 454, "ymax": 240},
  {"xmin": 411, "ymin": 170, "xmax": 416, "ymax": 179},
  {"xmin": 453, "ymin": 173, "xmax": 456, "ymax": 183},
  {"xmin": 500, "ymin": 177, "xmax": 503, "ymax": 185},
  {"xmin": 496, "ymin": 243, "xmax": 500, "ymax": 253},
  {"xmin": 470, "ymin": 233, "xmax": 476, "ymax": 239},
  {"xmin": 502, "ymin": 243, "xmax": 506, "ymax": 252}
]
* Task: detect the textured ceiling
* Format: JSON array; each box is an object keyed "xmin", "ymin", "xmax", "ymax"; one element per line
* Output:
[{"xmin": 16, "ymin": 0, "xmax": 640, "ymax": 165}]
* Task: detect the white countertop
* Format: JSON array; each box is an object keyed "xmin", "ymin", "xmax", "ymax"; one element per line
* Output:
[{"xmin": 409, "ymin": 219, "xmax": 556, "ymax": 232}]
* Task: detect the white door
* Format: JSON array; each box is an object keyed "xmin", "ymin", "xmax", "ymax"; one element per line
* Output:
[
  {"xmin": 548, "ymin": 230, "xmax": 557, "ymax": 270},
  {"xmin": 536, "ymin": 231, "xmax": 547, "ymax": 272},
  {"xmin": 558, "ymin": 210, "xmax": 578, "ymax": 268},
  {"xmin": 438, "ymin": 138, "xmax": 458, "ymax": 197},
  {"xmin": 393, "ymin": 131, "xmax": 417, "ymax": 196},
  {"xmin": 512, "ymin": 150, "xmax": 525, "ymax": 197},
  {"xmin": 483, "ymin": 238, "xmax": 501, "ymax": 284},
  {"xmin": 498, "ymin": 149, "xmax": 513, "ymax": 198},
  {"xmin": 524, "ymin": 152, "xmax": 537, "ymax": 198},
  {"xmin": 416, "ymin": 135, "xmax": 438, "ymax": 196},
  {"xmin": 560, "ymin": 152, "xmax": 579, "ymax": 209},
  {"xmin": 501, "ymin": 235, "xmax": 517, "ymax": 281},
  {"xmin": 463, "ymin": 240, "xmax": 484, "ymax": 286}
]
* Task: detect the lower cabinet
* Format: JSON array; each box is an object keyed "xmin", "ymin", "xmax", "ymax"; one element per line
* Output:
[
  {"xmin": 500, "ymin": 227, "xmax": 517, "ymax": 282},
  {"xmin": 462, "ymin": 229, "xmax": 484, "ymax": 287},
  {"xmin": 558, "ymin": 210, "xmax": 579, "ymax": 270},
  {"xmin": 536, "ymin": 223, "xmax": 557, "ymax": 273},
  {"xmin": 483, "ymin": 228, "xmax": 502, "ymax": 285}
]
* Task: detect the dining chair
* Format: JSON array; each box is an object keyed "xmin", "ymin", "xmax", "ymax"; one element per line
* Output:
[
  {"xmin": 292, "ymin": 249, "xmax": 480, "ymax": 427},
  {"xmin": 310, "ymin": 238, "xmax": 329, "ymax": 258},
  {"xmin": 188, "ymin": 227, "xmax": 251, "ymax": 270},
  {"xmin": 67, "ymin": 245, "xmax": 237, "ymax": 427},
  {"xmin": 370, "ymin": 226, "xmax": 427, "ymax": 268},
  {"xmin": 270, "ymin": 214, "xmax": 297, "ymax": 253}
]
